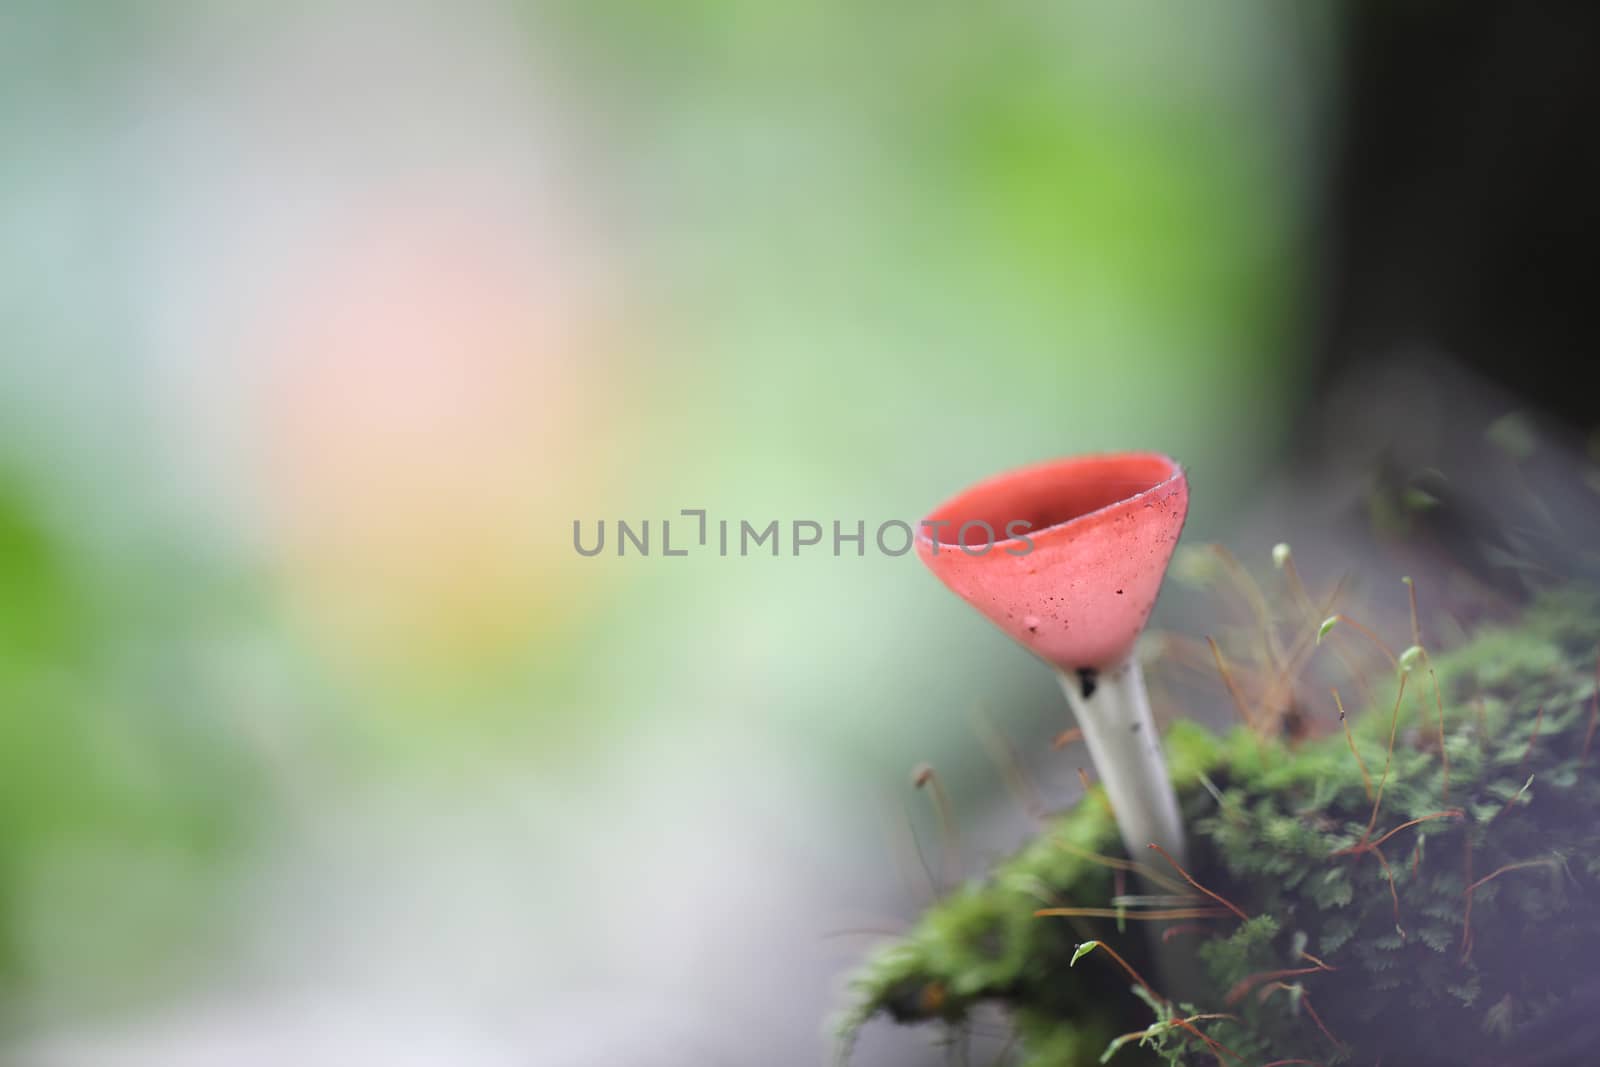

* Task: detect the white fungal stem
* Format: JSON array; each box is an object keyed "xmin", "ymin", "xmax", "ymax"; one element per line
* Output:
[
  {"xmin": 1056, "ymin": 656, "xmax": 1187, "ymax": 867},
  {"xmin": 1058, "ymin": 657, "xmax": 1201, "ymax": 999}
]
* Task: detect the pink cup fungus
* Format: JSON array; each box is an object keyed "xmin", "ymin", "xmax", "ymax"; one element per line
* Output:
[{"xmin": 916, "ymin": 452, "xmax": 1190, "ymax": 865}]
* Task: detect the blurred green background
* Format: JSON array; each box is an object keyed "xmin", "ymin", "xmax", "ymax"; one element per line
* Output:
[{"xmin": 1, "ymin": 2, "xmax": 1331, "ymax": 1063}]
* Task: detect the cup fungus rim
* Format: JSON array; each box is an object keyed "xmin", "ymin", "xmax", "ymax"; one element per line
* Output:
[{"xmin": 913, "ymin": 450, "xmax": 1186, "ymax": 552}]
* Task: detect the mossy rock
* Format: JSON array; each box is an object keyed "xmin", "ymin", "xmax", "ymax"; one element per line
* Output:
[{"xmin": 840, "ymin": 586, "xmax": 1600, "ymax": 1065}]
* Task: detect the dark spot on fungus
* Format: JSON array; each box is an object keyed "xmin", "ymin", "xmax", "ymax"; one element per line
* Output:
[
  {"xmin": 1077, "ymin": 667, "xmax": 1098, "ymax": 700},
  {"xmin": 1116, "ymin": 588, "xmax": 1124, "ymax": 595}
]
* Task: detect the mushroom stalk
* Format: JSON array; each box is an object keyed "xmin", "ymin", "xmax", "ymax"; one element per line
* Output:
[
  {"xmin": 1059, "ymin": 655, "xmax": 1202, "ymax": 1001},
  {"xmin": 1056, "ymin": 656, "xmax": 1186, "ymax": 865}
]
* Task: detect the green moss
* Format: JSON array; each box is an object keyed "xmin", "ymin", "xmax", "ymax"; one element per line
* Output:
[{"xmin": 840, "ymin": 585, "xmax": 1600, "ymax": 1064}]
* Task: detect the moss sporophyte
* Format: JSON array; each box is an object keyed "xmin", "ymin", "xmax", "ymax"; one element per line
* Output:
[{"xmin": 840, "ymin": 453, "xmax": 1600, "ymax": 1067}]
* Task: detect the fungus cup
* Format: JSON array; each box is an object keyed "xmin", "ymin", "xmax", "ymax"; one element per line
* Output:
[{"xmin": 916, "ymin": 452, "xmax": 1190, "ymax": 866}]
